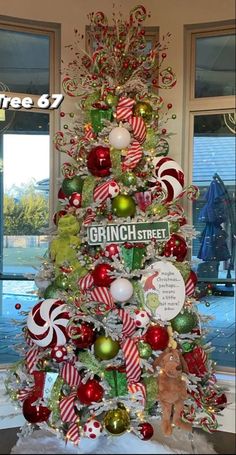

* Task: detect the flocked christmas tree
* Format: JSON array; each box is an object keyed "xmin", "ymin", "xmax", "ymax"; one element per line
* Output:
[{"xmin": 6, "ymin": 5, "xmax": 227, "ymax": 446}]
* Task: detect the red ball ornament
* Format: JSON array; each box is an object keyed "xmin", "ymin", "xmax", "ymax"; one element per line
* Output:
[
  {"xmin": 92, "ymin": 263, "xmax": 115, "ymax": 287},
  {"xmin": 145, "ymin": 325, "xmax": 169, "ymax": 351},
  {"xmin": 87, "ymin": 146, "xmax": 111, "ymax": 177},
  {"xmin": 51, "ymin": 346, "xmax": 67, "ymax": 362},
  {"xmin": 69, "ymin": 192, "xmax": 82, "ymax": 208},
  {"xmin": 139, "ymin": 422, "xmax": 154, "ymax": 440},
  {"xmin": 77, "ymin": 379, "xmax": 104, "ymax": 405},
  {"xmin": 15, "ymin": 303, "xmax": 21, "ymax": 310},
  {"xmin": 23, "ymin": 395, "xmax": 51, "ymax": 423},
  {"xmin": 214, "ymin": 393, "xmax": 227, "ymax": 410},
  {"xmin": 163, "ymin": 234, "xmax": 188, "ymax": 262},
  {"xmin": 68, "ymin": 322, "xmax": 95, "ymax": 349},
  {"xmin": 105, "ymin": 244, "xmax": 119, "ymax": 258},
  {"xmin": 167, "ymin": 103, "xmax": 173, "ymax": 109}
]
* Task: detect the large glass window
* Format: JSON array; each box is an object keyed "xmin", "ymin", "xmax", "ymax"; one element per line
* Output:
[
  {"xmin": 185, "ymin": 24, "xmax": 235, "ymax": 370},
  {"xmin": 0, "ymin": 20, "xmax": 59, "ymax": 365}
]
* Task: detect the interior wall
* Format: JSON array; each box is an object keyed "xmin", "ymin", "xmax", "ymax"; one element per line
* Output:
[{"xmin": 0, "ymin": 0, "xmax": 234, "ymax": 164}]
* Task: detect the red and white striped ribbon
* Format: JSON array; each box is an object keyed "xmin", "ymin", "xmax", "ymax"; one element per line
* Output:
[
  {"xmin": 60, "ymin": 391, "xmax": 78, "ymax": 423},
  {"xmin": 93, "ymin": 179, "xmax": 119, "ymax": 203},
  {"xmin": 89, "ymin": 287, "xmax": 116, "ymax": 312},
  {"xmin": 66, "ymin": 423, "xmax": 80, "ymax": 445},
  {"xmin": 128, "ymin": 382, "xmax": 146, "ymax": 407},
  {"xmin": 185, "ymin": 277, "xmax": 195, "ymax": 296},
  {"xmin": 18, "ymin": 387, "xmax": 33, "ymax": 401},
  {"xmin": 26, "ymin": 346, "xmax": 39, "ymax": 374},
  {"xmin": 122, "ymin": 140, "xmax": 143, "ymax": 171},
  {"xmin": 122, "ymin": 339, "xmax": 141, "ymax": 383},
  {"xmin": 78, "ymin": 273, "xmax": 94, "ymax": 291},
  {"xmin": 116, "ymin": 97, "xmax": 135, "ymax": 121},
  {"xmin": 25, "ymin": 330, "xmax": 35, "ymax": 347},
  {"xmin": 117, "ymin": 309, "xmax": 136, "ymax": 337},
  {"xmin": 129, "ymin": 116, "xmax": 146, "ymax": 144},
  {"xmin": 171, "ymin": 185, "xmax": 200, "ymax": 203},
  {"xmin": 61, "ymin": 363, "xmax": 81, "ymax": 387},
  {"xmin": 83, "ymin": 209, "xmax": 96, "ymax": 226}
]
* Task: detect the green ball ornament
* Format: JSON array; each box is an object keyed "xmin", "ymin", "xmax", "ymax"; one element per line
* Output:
[
  {"xmin": 144, "ymin": 128, "xmax": 157, "ymax": 149},
  {"xmin": 121, "ymin": 171, "xmax": 137, "ymax": 187},
  {"xmin": 104, "ymin": 407, "xmax": 130, "ymax": 435},
  {"xmin": 181, "ymin": 341, "xmax": 195, "ymax": 353},
  {"xmin": 112, "ymin": 194, "xmax": 136, "ymax": 218},
  {"xmin": 61, "ymin": 176, "xmax": 84, "ymax": 197},
  {"xmin": 43, "ymin": 284, "xmax": 60, "ymax": 299},
  {"xmin": 170, "ymin": 221, "xmax": 180, "ymax": 233},
  {"xmin": 105, "ymin": 93, "xmax": 119, "ymax": 108},
  {"xmin": 94, "ymin": 336, "xmax": 120, "ymax": 360},
  {"xmin": 54, "ymin": 274, "xmax": 70, "ymax": 290},
  {"xmin": 171, "ymin": 310, "xmax": 198, "ymax": 334},
  {"xmin": 134, "ymin": 101, "xmax": 153, "ymax": 122},
  {"xmin": 138, "ymin": 341, "xmax": 152, "ymax": 359}
]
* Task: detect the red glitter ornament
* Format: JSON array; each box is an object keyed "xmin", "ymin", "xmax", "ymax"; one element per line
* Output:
[
  {"xmin": 92, "ymin": 263, "xmax": 115, "ymax": 287},
  {"xmin": 68, "ymin": 322, "xmax": 95, "ymax": 349},
  {"xmin": 145, "ymin": 325, "xmax": 169, "ymax": 351},
  {"xmin": 87, "ymin": 146, "xmax": 111, "ymax": 177},
  {"xmin": 139, "ymin": 422, "xmax": 154, "ymax": 440},
  {"xmin": 163, "ymin": 234, "xmax": 187, "ymax": 262},
  {"xmin": 77, "ymin": 379, "xmax": 104, "ymax": 405}
]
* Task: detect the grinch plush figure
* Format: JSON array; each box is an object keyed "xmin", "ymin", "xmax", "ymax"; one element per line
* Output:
[{"xmin": 50, "ymin": 214, "xmax": 86, "ymax": 278}]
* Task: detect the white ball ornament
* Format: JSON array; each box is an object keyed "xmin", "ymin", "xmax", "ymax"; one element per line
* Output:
[
  {"xmin": 134, "ymin": 310, "xmax": 150, "ymax": 328},
  {"xmin": 27, "ymin": 299, "xmax": 70, "ymax": 348},
  {"xmin": 109, "ymin": 126, "xmax": 131, "ymax": 149},
  {"xmin": 110, "ymin": 278, "xmax": 133, "ymax": 302},
  {"xmin": 83, "ymin": 419, "xmax": 102, "ymax": 439}
]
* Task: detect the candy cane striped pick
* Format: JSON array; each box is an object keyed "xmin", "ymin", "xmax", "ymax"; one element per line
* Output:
[
  {"xmin": 60, "ymin": 391, "xmax": 78, "ymax": 423},
  {"xmin": 18, "ymin": 388, "xmax": 33, "ymax": 401},
  {"xmin": 78, "ymin": 273, "xmax": 94, "ymax": 291},
  {"xmin": 90, "ymin": 287, "xmax": 116, "ymax": 311},
  {"xmin": 66, "ymin": 423, "xmax": 80, "ymax": 445},
  {"xmin": 122, "ymin": 140, "xmax": 143, "ymax": 171},
  {"xmin": 61, "ymin": 363, "xmax": 81, "ymax": 387},
  {"xmin": 84, "ymin": 124, "xmax": 95, "ymax": 141},
  {"xmin": 116, "ymin": 97, "xmax": 135, "ymax": 121},
  {"xmin": 93, "ymin": 179, "xmax": 120, "ymax": 203},
  {"xmin": 117, "ymin": 309, "xmax": 136, "ymax": 337},
  {"xmin": 122, "ymin": 339, "xmax": 141, "ymax": 383},
  {"xmin": 83, "ymin": 209, "xmax": 96, "ymax": 225},
  {"xmin": 129, "ymin": 116, "xmax": 146, "ymax": 143},
  {"xmin": 128, "ymin": 382, "xmax": 146, "ymax": 407},
  {"xmin": 26, "ymin": 346, "xmax": 39, "ymax": 374}
]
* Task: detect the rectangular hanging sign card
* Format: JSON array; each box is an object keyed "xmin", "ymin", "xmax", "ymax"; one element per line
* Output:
[{"xmin": 87, "ymin": 221, "xmax": 170, "ymax": 245}]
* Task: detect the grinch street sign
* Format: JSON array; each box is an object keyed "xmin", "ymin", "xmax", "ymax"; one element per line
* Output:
[{"xmin": 87, "ymin": 221, "xmax": 170, "ymax": 245}]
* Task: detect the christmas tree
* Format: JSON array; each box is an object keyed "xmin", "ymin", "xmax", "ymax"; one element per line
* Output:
[{"xmin": 6, "ymin": 5, "xmax": 227, "ymax": 446}]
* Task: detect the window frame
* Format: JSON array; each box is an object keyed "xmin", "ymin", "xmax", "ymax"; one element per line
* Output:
[
  {"xmin": 183, "ymin": 21, "xmax": 235, "ymax": 374},
  {"xmin": 0, "ymin": 16, "xmax": 61, "ymax": 281}
]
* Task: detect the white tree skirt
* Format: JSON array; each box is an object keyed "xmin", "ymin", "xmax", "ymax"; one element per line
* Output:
[{"xmin": 11, "ymin": 421, "xmax": 217, "ymax": 455}]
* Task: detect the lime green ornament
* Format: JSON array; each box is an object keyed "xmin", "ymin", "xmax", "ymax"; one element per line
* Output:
[
  {"xmin": 112, "ymin": 194, "xmax": 136, "ymax": 218},
  {"xmin": 171, "ymin": 310, "xmax": 198, "ymax": 334},
  {"xmin": 61, "ymin": 176, "xmax": 84, "ymax": 196},
  {"xmin": 44, "ymin": 284, "xmax": 60, "ymax": 299},
  {"xmin": 138, "ymin": 341, "xmax": 152, "ymax": 359},
  {"xmin": 105, "ymin": 93, "xmax": 119, "ymax": 108},
  {"xmin": 94, "ymin": 336, "xmax": 120, "ymax": 360},
  {"xmin": 54, "ymin": 274, "xmax": 70, "ymax": 290},
  {"xmin": 134, "ymin": 101, "xmax": 153, "ymax": 122},
  {"xmin": 169, "ymin": 220, "xmax": 180, "ymax": 233},
  {"xmin": 104, "ymin": 407, "xmax": 130, "ymax": 435},
  {"xmin": 121, "ymin": 171, "xmax": 137, "ymax": 187},
  {"xmin": 144, "ymin": 128, "xmax": 158, "ymax": 150}
]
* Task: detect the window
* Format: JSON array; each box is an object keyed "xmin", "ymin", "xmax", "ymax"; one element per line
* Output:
[
  {"xmin": 0, "ymin": 18, "xmax": 60, "ymax": 365},
  {"xmin": 184, "ymin": 23, "xmax": 235, "ymax": 370}
]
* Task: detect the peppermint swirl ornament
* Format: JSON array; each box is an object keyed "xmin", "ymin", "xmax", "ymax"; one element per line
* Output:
[
  {"xmin": 27, "ymin": 299, "xmax": 70, "ymax": 348},
  {"xmin": 149, "ymin": 156, "xmax": 184, "ymax": 202}
]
